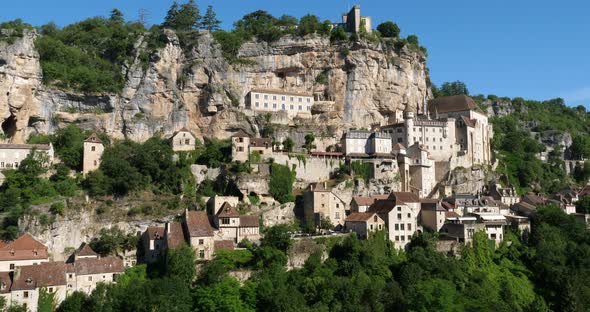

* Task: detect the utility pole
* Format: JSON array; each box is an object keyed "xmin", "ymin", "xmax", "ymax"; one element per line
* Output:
[{"xmin": 138, "ymin": 8, "xmax": 150, "ymax": 27}]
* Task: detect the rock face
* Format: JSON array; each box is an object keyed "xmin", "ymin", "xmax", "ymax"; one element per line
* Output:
[{"xmin": 0, "ymin": 30, "xmax": 431, "ymax": 142}]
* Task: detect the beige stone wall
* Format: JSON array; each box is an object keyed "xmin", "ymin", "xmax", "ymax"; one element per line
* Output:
[
  {"xmin": 249, "ymin": 91, "xmax": 313, "ymax": 118},
  {"xmin": 231, "ymin": 136, "xmax": 249, "ymax": 162},
  {"xmin": 269, "ymin": 153, "xmax": 344, "ymax": 183},
  {"xmin": 172, "ymin": 131, "xmax": 196, "ymax": 152},
  {"xmin": 83, "ymin": 141, "xmax": 104, "ymax": 175},
  {"xmin": 189, "ymin": 236, "xmax": 215, "ymax": 260},
  {"xmin": 75, "ymin": 272, "xmax": 118, "ymax": 295},
  {"xmin": 387, "ymin": 203, "xmax": 419, "ymax": 249},
  {"xmin": 0, "ymin": 258, "xmax": 48, "ymax": 272},
  {"xmin": 0, "ymin": 146, "xmax": 54, "ymax": 170}
]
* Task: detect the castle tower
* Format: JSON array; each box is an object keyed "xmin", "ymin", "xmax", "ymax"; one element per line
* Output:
[{"xmin": 83, "ymin": 133, "xmax": 104, "ymax": 175}]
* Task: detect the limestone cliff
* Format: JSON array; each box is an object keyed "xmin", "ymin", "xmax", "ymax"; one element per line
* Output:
[{"xmin": 0, "ymin": 29, "xmax": 431, "ymax": 143}]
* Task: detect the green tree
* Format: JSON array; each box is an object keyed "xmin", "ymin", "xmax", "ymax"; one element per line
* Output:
[
  {"xmin": 52, "ymin": 125, "xmax": 85, "ymax": 169},
  {"xmin": 261, "ymin": 224, "xmax": 292, "ymax": 252},
  {"xmin": 166, "ymin": 244, "xmax": 196, "ymax": 285},
  {"xmin": 282, "ymin": 137, "xmax": 294, "ymax": 152},
  {"xmin": 193, "ymin": 277, "xmax": 253, "ymax": 312},
  {"xmin": 201, "ymin": 5, "xmax": 221, "ymax": 31},
  {"xmin": 440, "ymin": 80, "xmax": 469, "ymax": 96},
  {"xmin": 89, "ymin": 227, "xmax": 138, "ymax": 256},
  {"xmin": 377, "ymin": 21, "xmax": 400, "ymax": 38},
  {"xmin": 406, "ymin": 34, "xmax": 419, "ymax": 45},
  {"xmin": 56, "ymin": 291, "xmax": 88, "ymax": 312},
  {"xmin": 38, "ymin": 288, "xmax": 56, "ymax": 312},
  {"xmin": 163, "ymin": 0, "xmax": 200, "ymax": 31},
  {"xmin": 303, "ymin": 134, "xmax": 316, "ymax": 153},
  {"xmin": 575, "ymin": 196, "xmax": 590, "ymax": 213},
  {"xmin": 330, "ymin": 26, "xmax": 347, "ymax": 42},
  {"xmin": 298, "ymin": 15, "xmax": 321, "ymax": 36},
  {"xmin": 109, "ymin": 9, "xmax": 124, "ymax": 25},
  {"xmin": 571, "ymin": 135, "xmax": 590, "ymax": 160},
  {"xmin": 268, "ymin": 163, "xmax": 295, "ymax": 203}
]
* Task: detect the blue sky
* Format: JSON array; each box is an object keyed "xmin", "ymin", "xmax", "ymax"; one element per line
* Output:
[{"xmin": 3, "ymin": 0, "xmax": 589, "ymax": 107}]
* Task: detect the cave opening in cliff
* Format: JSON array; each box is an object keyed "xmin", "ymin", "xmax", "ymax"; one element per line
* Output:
[{"xmin": 2, "ymin": 115, "xmax": 17, "ymax": 138}]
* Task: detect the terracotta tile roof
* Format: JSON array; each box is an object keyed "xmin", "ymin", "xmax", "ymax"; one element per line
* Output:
[
  {"xmin": 345, "ymin": 212, "xmax": 376, "ymax": 222},
  {"xmin": 76, "ymin": 243, "xmax": 98, "ymax": 257},
  {"xmin": 214, "ymin": 240, "xmax": 235, "ymax": 252},
  {"xmin": 522, "ymin": 194, "xmax": 546, "ymax": 207},
  {"xmin": 73, "ymin": 256, "xmax": 124, "ymax": 275},
  {"xmin": 172, "ymin": 127, "xmax": 194, "ymax": 138},
  {"xmin": 352, "ymin": 195, "xmax": 390, "ymax": 207},
  {"xmin": 0, "ymin": 271, "xmax": 12, "ymax": 294},
  {"xmin": 250, "ymin": 138, "xmax": 272, "ymax": 148},
  {"xmin": 84, "ymin": 132, "xmax": 103, "ymax": 144},
  {"xmin": 147, "ymin": 226, "xmax": 165, "ymax": 241},
  {"xmin": 12, "ymin": 262, "xmax": 68, "ymax": 290},
  {"xmin": 185, "ymin": 211, "xmax": 215, "ymax": 237},
  {"xmin": 217, "ymin": 202, "xmax": 240, "ymax": 218},
  {"xmin": 441, "ymin": 201, "xmax": 454, "ymax": 210},
  {"xmin": 389, "ymin": 192, "xmax": 420, "ymax": 205},
  {"xmin": 369, "ymin": 199, "xmax": 396, "ymax": 214},
  {"xmin": 231, "ymin": 130, "xmax": 250, "ymax": 138},
  {"xmin": 166, "ymin": 222, "xmax": 186, "ymax": 249},
  {"xmin": 239, "ymin": 215, "xmax": 259, "ymax": 227},
  {"xmin": 0, "ymin": 233, "xmax": 49, "ymax": 261},
  {"xmin": 427, "ymin": 95, "xmax": 484, "ymax": 114}
]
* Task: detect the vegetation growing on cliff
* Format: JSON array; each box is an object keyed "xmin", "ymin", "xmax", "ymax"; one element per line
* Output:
[{"xmin": 55, "ymin": 206, "xmax": 590, "ymax": 311}]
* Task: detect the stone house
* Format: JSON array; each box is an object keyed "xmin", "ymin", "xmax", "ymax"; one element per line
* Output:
[
  {"xmin": 0, "ymin": 233, "xmax": 49, "ymax": 272},
  {"xmin": 420, "ymin": 199, "xmax": 447, "ymax": 232},
  {"xmin": 171, "ymin": 128, "xmax": 197, "ymax": 152},
  {"xmin": 344, "ymin": 212, "xmax": 385, "ymax": 239},
  {"xmin": 1, "ymin": 244, "xmax": 123, "ymax": 312},
  {"xmin": 183, "ymin": 210, "xmax": 216, "ymax": 261},
  {"xmin": 342, "ymin": 130, "xmax": 392, "ymax": 157},
  {"xmin": 207, "ymin": 195, "xmax": 240, "ymax": 215},
  {"xmin": 247, "ymin": 89, "xmax": 313, "ymax": 118},
  {"xmin": 0, "ymin": 143, "xmax": 54, "ymax": 170},
  {"xmin": 350, "ymin": 195, "xmax": 389, "ymax": 213},
  {"xmin": 141, "ymin": 226, "xmax": 166, "ymax": 264},
  {"xmin": 441, "ymin": 213, "xmax": 507, "ymax": 245},
  {"xmin": 231, "ymin": 130, "xmax": 272, "ymax": 163},
  {"xmin": 304, "ymin": 182, "xmax": 347, "ymax": 228},
  {"xmin": 82, "ymin": 133, "xmax": 104, "ymax": 175},
  {"xmin": 487, "ymin": 184, "xmax": 519, "ymax": 206},
  {"xmin": 369, "ymin": 192, "xmax": 421, "ymax": 249},
  {"xmin": 406, "ymin": 143, "xmax": 436, "ymax": 198},
  {"xmin": 214, "ymin": 202, "xmax": 260, "ymax": 243}
]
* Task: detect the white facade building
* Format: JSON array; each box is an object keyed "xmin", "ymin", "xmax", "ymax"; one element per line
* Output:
[{"xmin": 248, "ymin": 89, "xmax": 313, "ymax": 118}]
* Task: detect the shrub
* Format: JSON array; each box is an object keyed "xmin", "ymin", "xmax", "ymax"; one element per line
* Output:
[
  {"xmin": 377, "ymin": 21, "xmax": 400, "ymax": 38},
  {"xmin": 269, "ymin": 163, "xmax": 295, "ymax": 204},
  {"xmin": 49, "ymin": 202, "xmax": 65, "ymax": 216}
]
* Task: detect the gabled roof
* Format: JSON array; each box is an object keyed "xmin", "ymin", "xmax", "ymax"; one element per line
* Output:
[
  {"xmin": 522, "ymin": 194, "xmax": 546, "ymax": 207},
  {"xmin": 146, "ymin": 226, "xmax": 165, "ymax": 240},
  {"xmin": 369, "ymin": 199, "xmax": 396, "ymax": 214},
  {"xmin": 217, "ymin": 202, "xmax": 240, "ymax": 218},
  {"xmin": 84, "ymin": 132, "xmax": 103, "ymax": 144},
  {"xmin": 166, "ymin": 222, "xmax": 185, "ymax": 249},
  {"xmin": 250, "ymin": 137, "xmax": 272, "ymax": 148},
  {"xmin": 12, "ymin": 262, "xmax": 68, "ymax": 290},
  {"xmin": 73, "ymin": 256, "xmax": 124, "ymax": 275},
  {"xmin": 214, "ymin": 240, "xmax": 235, "ymax": 252},
  {"xmin": 427, "ymin": 95, "xmax": 484, "ymax": 114},
  {"xmin": 231, "ymin": 130, "xmax": 250, "ymax": 138},
  {"xmin": 0, "ymin": 233, "xmax": 49, "ymax": 261},
  {"xmin": 388, "ymin": 192, "xmax": 420, "ymax": 205},
  {"xmin": 185, "ymin": 211, "xmax": 215, "ymax": 237},
  {"xmin": 239, "ymin": 215, "xmax": 259, "ymax": 227},
  {"xmin": 76, "ymin": 243, "xmax": 98, "ymax": 257},
  {"xmin": 172, "ymin": 127, "xmax": 195, "ymax": 138},
  {"xmin": 345, "ymin": 212, "xmax": 378, "ymax": 222},
  {"xmin": 352, "ymin": 195, "xmax": 390, "ymax": 207}
]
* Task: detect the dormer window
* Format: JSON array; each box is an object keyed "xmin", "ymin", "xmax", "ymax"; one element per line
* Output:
[
  {"xmin": 9, "ymin": 250, "xmax": 14, "ymax": 256},
  {"xmin": 33, "ymin": 251, "xmax": 38, "ymax": 256},
  {"xmin": 25, "ymin": 278, "xmax": 33, "ymax": 285}
]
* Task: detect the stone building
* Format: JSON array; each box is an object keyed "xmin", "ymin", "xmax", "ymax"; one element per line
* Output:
[
  {"xmin": 344, "ymin": 212, "xmax": 385, "ymax": 239},
  {"xmin": 304, "ymin": 182, "xmax": 347, "ymax": 228},
  {"xmin": 342, "ymin": 130, "xmax": 392, "ymax": 157},
  {"xmin": 247, "ymin": 89, "xmax": 313, "ymax": 117},
  {"xmin": 405, "ymin": 143, "xmax": 436, "ymax": 198},
  {"xmin": 82, "ymin": 133, "xmax": 104, "ymax": 175},
  {"xmin": 369, "ymin": 192, "xmax": 421, "ymax": 249},
  {"xmin": 214, "ymin": 202, "xmax": 260, "ymax": 243},
  {"xmin": 487, "ymin": 183, "xmax": 519, "ymax": 206},
  {"xmin": 0, "ymin": 143, "xmax": 54, "ymax": 170},
  {"xmin": 141, "ymin": 226, "xmax": 166, "ymax": 264},
  {"xmin": 333, "ymin": 5, "xmax": 372, "ymax": 33},
  {"xmin": 183, "ymin": 210, "xmax": 216, "ymax": 261},
  {"xmin": 0, "ymin": 245, "xmax": 124, "ymax": 312},
  {"xmin": 350, "ymin": 195, "xmax": 389, "ymax": 213},
  {"xmin": 171, "ymin": 128, "xmax": 197, "ymax": 152},
  {"xmin": 231, "ymin": 130, "xmax": 272, "ymax": 163},
  {"xmin": 0, "ymin": 233, "xmax": 49, "ymax": 272},
  {"xmin": 420, "ymin": 199, "xmax": 447, "ymax": 232}
]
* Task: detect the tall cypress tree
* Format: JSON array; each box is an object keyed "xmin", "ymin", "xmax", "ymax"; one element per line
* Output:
[{"xmin": 202, "ymin": 5, "xmax": 221, "ymax": 31}]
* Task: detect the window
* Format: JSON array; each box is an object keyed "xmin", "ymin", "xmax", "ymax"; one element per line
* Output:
[
  {"xmin": 199, "ymin": 250, "xmax": 205, "ymax": 259},
  {"xmin": 273, "ymin": 96, "xmax": 276, "ymax": 100},
  {"xmin": 395, "ymin": 236, "xmax": 399, "ymax": 241},
  {"xmin": 91, "ymin": 146, "xmax": 96, "ymax": 151},
  {"xmin": 370, "ymin": 224, "xmax": 374, "ymax": 230},
  {"xmin": 273, "ymin": 103, "xmax": 277, "ymax": 109},
  {"xmin": 290, "ymin": 105, "xmax": 294, "ymax": 110},
  {"xmin": 397, "ymin": 128, "xmax": 403, "ymax": 133},
  {"xmin": 401, "ymin": 236, "xmax": 405, "ymax": 241},
  {"xmin": 199, "ymin": 239, "xmax": 204, "ymax": 245},
  {"xmin": 222, "ymin": 218, "xmax": 230, "ymax": 225},
  {"xmin": 281, "ymin": 104, "xmax": 285, "ymax": 110},
  {"xmin": 336, "ymin": 203, "xmax": 340, "ymax": 208},
  {"xmin": 397, "ymin": 138, "xmax": 403, "ymax": 143},
  {"xmin": 407, "ymin": 213, "xmax": 411, "ymax": 218},
  {"xmin": 298, "ymin": 97, "xmax": 302, "ymax": 102},
  {"xmin": 394, "ymin": 224, "xmax": 399, "ymax": 230},
  {"xmin": 335, "ymin": 212, "xmax": 340, "ymax": 219},
  {"xmin": 378, "ymin": 224, "xmax": 382, "ymax": 230},
  {"xmin": 290, "ymin": 97, "xmax": 294, "ymax": 102},
  {"xmin": 298, "ymin": 105, "xmax": 302, "ymax": 110},
  {"xmin": 88, "ymin": 276, "xmax": 93, "ymax": 282},
  {"xmin": 397, "ymin": 213, "xmax": 402, "ymax": 220},
  {"xmin": 9, "ymin": 264, "xmax": 14, "ymax": 270},
  {"xmin": 407, "ymin": 235, "xmax": 412, "ymax": 241},
  {"xmin": 397, "ymin": 207, "xmax": 401, "ymax": 211},
  {"xmin": 24, "ymin": 291, "xmax": 29, "ymax": 298},
  {"xmin": 373, "ymin": 216, "xmax": 377, "ymax": 222},
  {"xmin": 185, "ymin": 139, "xmax": 190, "ymax": 144},
  {"xmin": 264, "ymin": 95, "xmax": 268, "ymax": 99},
  {"xmin": 237, "ymin": 146, "xmax": 244, "ymax": 152},
  {"xmin": 255, "ymin": 102, "xmax": 259, "ymax": 107},
  {"xmin": 264, "ymin": 103, "xmax": 268, "ymax": 108},
  {"xmin": 407, "ymin": 224, "xmax": 412, "ymax": 230},
  {"xmin": 68, "ymin": 274, "xmax": 73, "ymax": 279},
  {"xmin": 281, "ymin": 96, "xmax": 285, "ymax": 101},
  {"xmin": 307, "ymin": 106, "xmax": 311, "ymax": 111},
  {"xmin": 400, "ymin": 224, "xmax": 405, "ymax": 230},
  {"xmin": 255, "ymin": 94, "xmax": 259, "ymax": 99}
]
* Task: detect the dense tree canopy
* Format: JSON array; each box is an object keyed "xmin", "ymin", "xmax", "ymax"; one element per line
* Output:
[{"xmin": 377, "ymin": 21, "xmax": 400, "ymax": 38}]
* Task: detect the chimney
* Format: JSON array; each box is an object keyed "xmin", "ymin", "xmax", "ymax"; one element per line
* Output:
[
  {"xmin": 166, "ymin": 222, "xmax": 170, "ymax": 234},
  {"xmin": 323, "ymin": 181, "xmax": 327, "ymax": 189}
]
